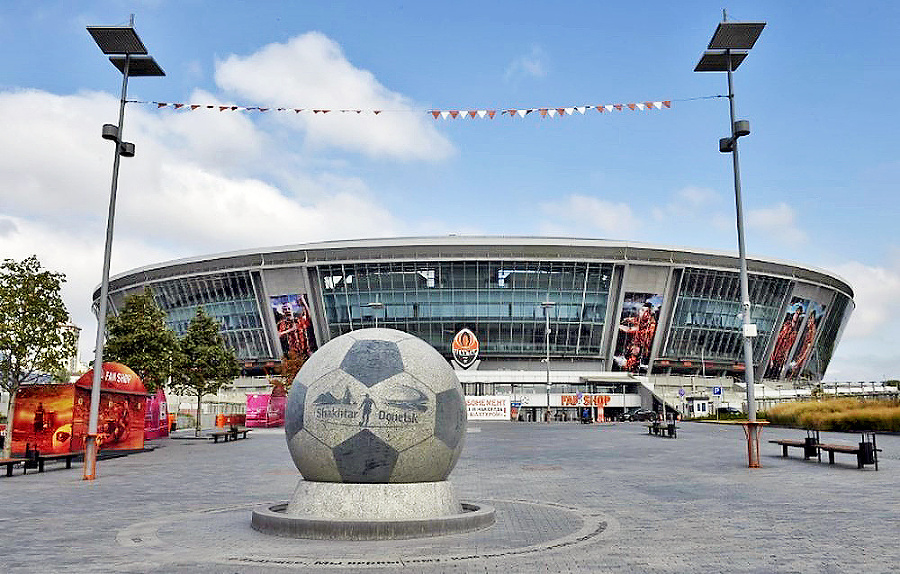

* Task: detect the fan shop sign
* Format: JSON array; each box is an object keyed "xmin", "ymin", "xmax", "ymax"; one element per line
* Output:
[
  {"xmin": 560, "ymin": 394, "xmax": 612, "ymax": 407},
  {"xmin": 466, "ymin": 396, "xmax": 510, "ymax": 420}
]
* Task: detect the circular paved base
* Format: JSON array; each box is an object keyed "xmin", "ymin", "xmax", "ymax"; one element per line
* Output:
[
  {"xmin": 117, "ymin": 499, "xmax": 610, "ymax": 569},
  {"xmin": 252, "ymin": 502, "xmax": 495, "ymax": 540}
]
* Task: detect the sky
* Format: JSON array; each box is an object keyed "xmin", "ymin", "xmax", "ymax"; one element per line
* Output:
[{"xmin": 1, "ymin": 1, "xmax": 898, "ymax": 382}]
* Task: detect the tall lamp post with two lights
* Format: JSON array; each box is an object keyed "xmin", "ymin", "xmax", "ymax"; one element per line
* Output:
[
  {"xmin": 365, "ymin": 301, "xmax": 385, "ymax": 328},
  {"xmin": 541, "ymin": 301, "xmax": 555, "ymax": 423},
  {"xmin": 694, "ymin": 13, "xmax": 766, "ymax": 467},
  {"xmin": 84, "ymin": 18, "xmax": 164, "ymax": 480}
]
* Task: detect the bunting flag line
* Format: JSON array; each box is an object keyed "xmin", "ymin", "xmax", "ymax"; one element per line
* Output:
[{"xmin": 134, "ymin": 99, "xmax": 673, "ymax": 119}]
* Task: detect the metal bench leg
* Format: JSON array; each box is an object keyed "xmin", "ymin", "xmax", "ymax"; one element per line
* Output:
[
  {"xmin": 5, "ymin": 464, "xmax": 11, "ymax": 477},
  {"xmin": 782, "ymin": 445, "xmax": 788, "ymax": 457},
  {"xmin": 39, "ymin": 459, "xmax": 45, "ymax": 472},
  {"xmin": 828, "ymin": 451, "xmax": 835, "ymax": 465}
]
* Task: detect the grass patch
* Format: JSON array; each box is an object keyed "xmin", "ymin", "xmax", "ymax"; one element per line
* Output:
[{"xmin": 766, "ymin": 398, "xmax": 900, "ymax": 432}]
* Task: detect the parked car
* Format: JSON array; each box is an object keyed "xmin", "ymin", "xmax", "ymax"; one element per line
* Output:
[
  {"xmin": 717, "ymin": 406, "xmax": 742, "ymax": 415},
  {"xmin": 623, "ymin": 409, "xmax": 656, "ymax": 422}
]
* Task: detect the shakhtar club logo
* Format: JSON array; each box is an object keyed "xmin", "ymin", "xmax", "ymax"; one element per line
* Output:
[{"xmin": 451, "ymin": 328, "xmax": 479, "ymax": 368}]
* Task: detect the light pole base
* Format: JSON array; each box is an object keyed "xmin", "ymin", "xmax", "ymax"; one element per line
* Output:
[
  {"xmin": 83, "ymin": 434, "xmax": 100, "ymax": 480},
  {"xmin": 741, "ymin": 421, "xmax": 768, "ymax": 468}
]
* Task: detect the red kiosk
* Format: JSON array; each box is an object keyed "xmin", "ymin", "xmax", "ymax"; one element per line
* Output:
[{"xmin": 10, "ymin": 363, "xmax": 148, "ymax": 456}]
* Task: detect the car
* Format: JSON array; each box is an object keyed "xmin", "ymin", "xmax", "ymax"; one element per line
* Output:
[
  {"xmin": 717, "ymin": 406, "xmax": 742, "ymax": 415},
  {"xmin": 623, "ymin": 409, "xmax": 656, "ymax": 422}
]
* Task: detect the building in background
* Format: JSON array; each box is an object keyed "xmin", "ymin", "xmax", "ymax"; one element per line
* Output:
[{"xmin": 93, "ymin": 237, "xmax": 854, "ymax": 421}]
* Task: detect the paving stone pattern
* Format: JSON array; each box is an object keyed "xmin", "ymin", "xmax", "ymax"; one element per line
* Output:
[{"xmin": 1, "ymin": 423, "xmax": 898, "ymax": 573}]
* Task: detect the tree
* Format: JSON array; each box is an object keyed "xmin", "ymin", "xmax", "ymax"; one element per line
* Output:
[
  {"xmin": 278, "ymin": 351, "xmax": 307, "ymax": 393},
  {"xmin": 170, "ymin": 308, "xmax": 239, "ymax": 436},
  {"xmin": 103, "ymin": 288, "xmax": 179, "ymax": 393},
  {"xmin": 0, "ymin": 256, "xmax": 76, "ymax": 457}
]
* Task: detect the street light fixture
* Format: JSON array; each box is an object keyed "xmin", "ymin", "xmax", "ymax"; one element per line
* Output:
[
  {"xmin": 365, "ymin": 302, "xmax": 385, "ymax": 328},
  {"xmin": 84, "ymin": 17, "xmax": 164, "ymax": 481},
  {"xmin": 695, "ymin": 13, "xmax": 765, "ymax": 467},
  {"xmin": 541, "ymin": 301, "xmax": 555, "ymax": 423}
]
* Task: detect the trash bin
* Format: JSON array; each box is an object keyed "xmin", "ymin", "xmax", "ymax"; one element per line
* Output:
[
  {"xmin": 168, "ymin": 413, "xmax": 176, "ymax": 432},
  {"xmin": 804, "ymin": 436, "xmax": 818, "ymax": 459},
  {"xmin": 859, "ymin": 441, "xmax": 876, "ymax": 465}
]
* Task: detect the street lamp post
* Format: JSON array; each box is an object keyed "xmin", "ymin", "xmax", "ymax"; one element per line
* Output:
[
  {"xmin": 541, "ymin": 301, "xmax": 555, "ymax": 423},
  {"xmin": 84, "ymin": 17, "xmax": 164, "ymax": 480},
  {"xmin": 365, "ymin": 301, "xmax": 385, "ymax": 328},
  {"xmin": 695, "ymin": 13, "xmax": 766, "ymax": 467}
]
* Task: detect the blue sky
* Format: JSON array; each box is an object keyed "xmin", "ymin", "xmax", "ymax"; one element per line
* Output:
[{"xmin": 1, "ymin": 1, "xmax": 898, "ymax": 382}]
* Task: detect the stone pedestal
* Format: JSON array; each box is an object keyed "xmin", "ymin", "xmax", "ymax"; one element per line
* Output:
[
  {"xmin": 251, "ymin": 480, "xmax": 494, "ymax": 540},
  {"xmin": 286, "ymin": 480, "xmax": 460, "ymax": 520}
]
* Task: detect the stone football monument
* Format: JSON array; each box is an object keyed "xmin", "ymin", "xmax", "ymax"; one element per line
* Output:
[{"xmin": 251, "ymin": 328, "xmax": 495, "ymax": 539}]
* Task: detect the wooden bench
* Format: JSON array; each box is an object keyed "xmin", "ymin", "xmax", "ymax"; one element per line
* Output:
[
  {"xmin": 210, "ymin": 427, "xmax": 251, "ymax": 443},
  {"xmin": 646, "ymin": 421, "xmax": 678, "ymax": 438},
  {"xmin": 0, "ymin": 457, "xmax": 27, "ymax": 477},
  {"xmin": 770, "ymin": 431, "xmax": 881, "ymax": 470},
  {"xmin": 33, "ymin": 452, "xmax": 80, "ymax": 472},
  {"xmin": 21, "ymin": 446, "xmax": 80, "ymax": 473},
  {"xmin": 818, "ymin": 432, "xmax": 881, "ymax": 470},
  {"xmin": 769, "ymin": 430, "xmax": 820, "ymax": 461}
]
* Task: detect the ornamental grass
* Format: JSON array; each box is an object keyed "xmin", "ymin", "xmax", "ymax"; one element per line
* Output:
[{"xmin": 766, "ymin": 398, "xmax": 900, "ymax": 432}]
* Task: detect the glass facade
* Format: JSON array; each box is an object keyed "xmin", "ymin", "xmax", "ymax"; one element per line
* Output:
[
  {"xmin": 99, "ymin": 240, "xmax": 852, "ymax": 380},
  {"xmin": 317, "ymin": 261, "xmax": 613, "ymax": 358},
  {"xmin": 663, "ymin": 269, "xmax": 790, "ymax": 365},
  {"xmin": 151, "ymin": 271, "xmax": 269, "ymax": 361}
]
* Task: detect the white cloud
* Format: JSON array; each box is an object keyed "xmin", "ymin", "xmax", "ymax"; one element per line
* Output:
[
  {"xmin": 540, "ymin": 194, "xmax": 637, "ymax": 237},
  {"xmin": 652, "ymin": 185, "xmax": 724, "ymax": 222},
  {"xmin": 830, "ymin": 261, "xmax": 900, "ymax": 339},
  {"xmin": 746, "ymin": 202, "xmax": 807, "ymax": 246},
  {"xmin": 0, "ymin": 33, "xmax": 452, "ymax": 360},
  {"xmin": 823, "ymin": 260, "xmax": 900, "ymax": 381},
  {"xmin": 678, "ymin": 185, "xmax": 719, "ymax": 207},
  {"xmin": 504, "ymin": 45, "xmax": 549, "ymax": 82},
  {"xmin": 214, "ymin": 32, "xmax": 454, "ymax": 161}
]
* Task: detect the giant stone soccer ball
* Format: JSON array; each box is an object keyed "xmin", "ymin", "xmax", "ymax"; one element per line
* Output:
[{"xmin": 285, "ymin": 328, "xmax": 467, "ymax": 483}]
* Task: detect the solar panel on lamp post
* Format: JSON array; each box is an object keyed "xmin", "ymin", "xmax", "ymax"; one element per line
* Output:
[
  {"xmin": 84, "ymin": 17, "xmax": 164, "ymax": 481},
  {"xmin": 695, "ymin": 13, "xmax": 765, "ymax": 468}
]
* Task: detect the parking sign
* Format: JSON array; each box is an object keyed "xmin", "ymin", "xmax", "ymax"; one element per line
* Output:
[{"xmin": 713, "ymin": 386, "xmax": 722, "ymax": 396}]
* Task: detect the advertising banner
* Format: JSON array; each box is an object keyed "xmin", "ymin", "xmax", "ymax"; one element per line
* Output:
[
  {"xmin": 765, "ymin": 298, "xmax": 827, "ymax": 380},
  {"xmin": 465, "ymin": 396, "xmax": 510, "ymax": 420},
  {"xmin": 613, "ymin": 292, "xmax": 663, "ymax": 373},
  {"xmin": 271, "ymin": 293, "xmax": 318, "ymax": 360},
  {"xmin": 765, "ymin": 297, "xmax": 805, "ymax": 379},
  {"xmin": 11, "ymin": 384, "xmax": 77, "ymax": 455},
  {"xmin": 11, "ymin": 363, "xmax": 147, "ymax": 455},
  {"xmin": 787, "ymin": 300, "xmax": 827, "ymax": 380}
]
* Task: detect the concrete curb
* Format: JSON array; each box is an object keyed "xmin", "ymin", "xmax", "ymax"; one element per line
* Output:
[{"xmin": 250, "ymin": 502, "xmax": 495, "ymax": 540}]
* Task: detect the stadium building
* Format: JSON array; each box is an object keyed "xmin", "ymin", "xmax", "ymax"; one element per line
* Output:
[{"xmin": 94, "ymin": 237, "xmax": 854, "ymax": 422}]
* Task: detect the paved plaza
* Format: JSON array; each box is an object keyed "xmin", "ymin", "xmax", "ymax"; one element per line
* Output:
[{"xmin": 1, "ymin": 421, "xmax": 897, "ymax": 573}]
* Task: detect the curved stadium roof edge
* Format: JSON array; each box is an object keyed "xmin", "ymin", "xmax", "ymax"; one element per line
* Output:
[{"xmin": 99, "ymin": 235, "xmax": 853, "ymax": 299}]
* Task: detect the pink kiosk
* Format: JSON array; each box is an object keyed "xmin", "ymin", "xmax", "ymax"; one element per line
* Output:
[
  {"xmin": 246, "ymin": 385, "xmax": 286, "ymax": 428},
  {"xmin": 144, "ymin": 389, "xmax": 169, "ymax": 439}
]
